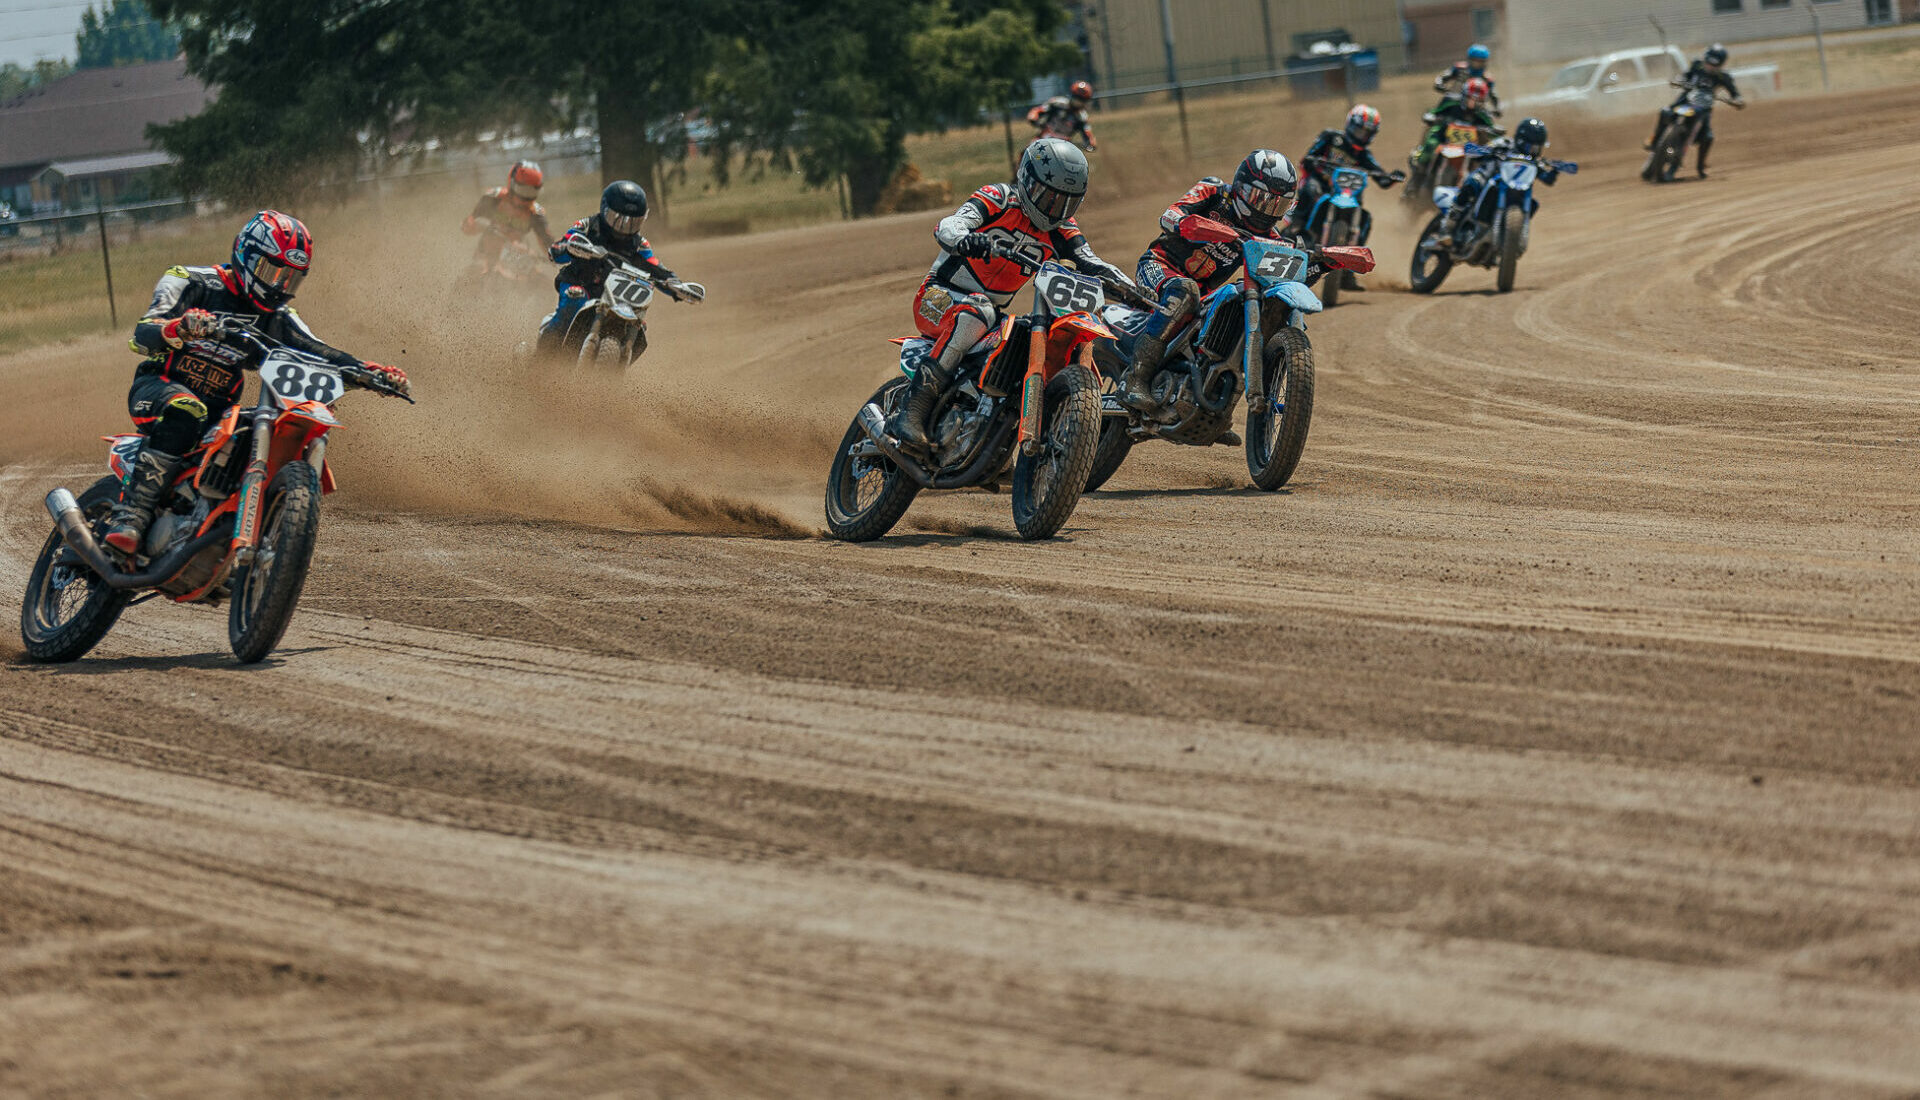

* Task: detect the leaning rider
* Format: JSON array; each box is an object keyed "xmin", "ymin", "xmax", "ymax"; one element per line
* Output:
[
  {"xmin": 1027, "ymin": 80, "xmax": 1099, "ymax": 151},
  {"xmin": 1120, "ymin": 150, "xmax": 1301, "ymax": 412},
  {"xmin": 1433, "ymin": 117, "xmax": 1562, "ymax": 248},
  {"xmin": 1644, "ymin": 43, "xmax": 1745, "ymax": 177},
  {"xmin": 106, "ymin": 211, "xmax": 409, "ymax": 554},
  {"xmin": 539, "ymin": 180, "xmax": 697, "ymax": 353},
  {"xmin": 890, "ymin": 136, "xmax": 1131, "ymax": 453},
  {"xmin": 1285, "ymin": 104, "xmax": 1400, "ymax": 245},
  {"xmin": 462, "ymin": 159, "xmax": 554, "ymax": 274},
  {"xmin": 1434, "ymin": 43, "xmax": 1500, "ymax": 114},
  {"xmin": 1410, "ymin": 77, "xmax": 1500, "ymax": 177}
]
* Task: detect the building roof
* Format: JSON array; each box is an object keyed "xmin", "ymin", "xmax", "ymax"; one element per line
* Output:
[{"xmin": 0, "ymin": 58, "xmax": 213, "ymax": 171}]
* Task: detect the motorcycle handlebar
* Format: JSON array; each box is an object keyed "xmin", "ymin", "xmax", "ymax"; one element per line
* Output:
[{"xmin": 216, "ymin": 319, "xmax": 414, "ymax": 403}]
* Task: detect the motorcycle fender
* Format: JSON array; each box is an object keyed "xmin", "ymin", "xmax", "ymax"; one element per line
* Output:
[
  {"xmin": 1264, "ymin": 281, "xmax": 1323, "ymax": 314},
  {"xmin": 265, "ymin": 406, "xmax": 334, "ymax": 490},
  {"xmin": 1331, "ymin": 195, "xmax": 1360, "ymax": 209},
  {"xmin": 104, "ymin": 434, "xmax": 143, "ymax": 481},
  {"xmin": 1433, "ymin": 186, "xmax": 1459, "ymax": 211},
  {"xmin": 1042, "ymin": 313, "xmax": 1111, "ymax": 381},
  {"xmin": 321, "ymin": 459, "xmax": 337, "ymax": 495}
]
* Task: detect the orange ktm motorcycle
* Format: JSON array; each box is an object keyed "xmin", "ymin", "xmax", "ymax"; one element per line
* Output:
[
  {"xmin": 20, "ymin": 322, "xmax": 413, "ymax": 664},
  {"xmin": 824, "ymin": 244, "xmax": 1151, "ymax": 542}
]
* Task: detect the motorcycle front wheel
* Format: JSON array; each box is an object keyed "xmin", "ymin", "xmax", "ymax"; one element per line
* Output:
[
  {"xmin": 1011, "ymin": 364, "xmax": 1101, "ymax": 540},
  {"xmin": 1245, "ymin": 328, "xmax": 1315, "ymax": 492},
  {"xmin": 229, "ymin": 460, "xmax": 321, "ymax": 663},
  {"xmin": 1409, "ymin": 215, "xmax": 1454, "ymax": 295},
  {"xmin": 824, "ymin": 378, "xmax": 920, "ymax": 542},
  {"xmin": 1320, "ymin": 220, "xmax": 1351, "ymax": 308},
  {"xmin": 1496, "ymin": 207, "xmax": 1526, "ymax": 293},
  {"xmin": 20, "ymin": 476, "xmax": 130, "ymax": 663}
]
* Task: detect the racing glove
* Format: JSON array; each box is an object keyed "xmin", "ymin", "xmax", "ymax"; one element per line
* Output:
[
  {"xmin": 566, "ymin": 236, "xmax": 604, "ymax": 260},
  {"xmin": 359, "ymin": 362, "xmax": 410, "ymax": 398},
  {"xmin": 952, "ymin": 232, "xmax": 995, "ymax": 259},
  {"xmin": 160, "ymin": 308, "xmax": 218, "ymax": 348}
]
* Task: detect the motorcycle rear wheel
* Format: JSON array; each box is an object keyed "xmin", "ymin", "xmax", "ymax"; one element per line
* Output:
[
  {"xmin": 1245, "ymin": 328, "xmax": 1315, "ymax": 491},
  {"xmin": 824, "ymin": 378, "xmax": 920, "ymax": 542},
  {"xmin": 1496, "ymin": 207, "xmax": 1525, "ymax": 293},
  {"xmin": 1084, "ymin": 415, "xmax": 1133, "ymax": 493},
  {"xmin": 1656, "ymin": 123, "xmax": 1688, "ymax": 183},
  {"xmin": 1011, "ymin": 364, "xmax": 1101, "ymax": 540},
  {"xmin": 19, "ymin": 476, "xmax": 130, "ymax": 663},
  {"xmin": 229, "ymin": 460, "xmax": 321, "ymax": 664},
  {"xmin": 1409, "ymin": 215, "xmax": 1453, "ymax": 295}
]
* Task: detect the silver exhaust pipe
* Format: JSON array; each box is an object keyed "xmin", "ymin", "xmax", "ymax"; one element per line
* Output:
[
  {"xmin": 44, "ymin": 488, "xmax": 229, "ymax": 591},
  {"xmin": 855, "ymin": 403, "xmax": 933, "ymax": 488}
]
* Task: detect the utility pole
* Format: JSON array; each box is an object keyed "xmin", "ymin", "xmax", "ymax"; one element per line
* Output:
[
  {"xmin": 1807, "ymin": 2, "xmax": 1831, "ymax": 91},
  {"xmin": 94, "ymin": 193, "xmax": 117, "ymax": 327},
  {"xmin": 1157, "ymin": 0, "xmax": 1192, "ymax": 163},
  {"xmin": 1093, "ymin": 3, "xmax": 1119, "ymax": 103},
  {"xmin": 1260, "ymin": 0, "xmax": 1277, "ymax": 75}
]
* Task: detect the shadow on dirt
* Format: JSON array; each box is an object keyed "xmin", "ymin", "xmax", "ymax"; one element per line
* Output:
[{"xmin": 10, "ymin": 647, "xmax": 332, "ymax": 674}]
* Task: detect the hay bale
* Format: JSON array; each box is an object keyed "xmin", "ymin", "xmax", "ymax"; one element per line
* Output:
[{"xmin": 872, "ymin": 163, "xmax": 953, "ymax": 216}]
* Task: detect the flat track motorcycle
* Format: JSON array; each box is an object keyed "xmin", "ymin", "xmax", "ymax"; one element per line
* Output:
[
  {"xmin": 825, "ymin": 245, "xmax": 1143, "ymax": 542},
  {"xmin": 1406, "ymin": 121, "xmax": 1498, "ymax": 208},
  {"xmin": 1642, "ymin": 79, "xmax": 1741, "ymax": 183},
  {"xmin": 1083, "ymin": 219, "xmax": 1374, "ymax": 493},
  {"xmin": 20, "ymin": 322, "xmax": 413, "ymax": 664},
  {"xmin": 1410, "ymin": 143, "xmax": 1578, "ymax": 295},
  {"xmin": 555, "ymin": 241, "xmax": 705, "ymax": 370},
  {"xmin": 1299, "ymin": 159, "xmax": 1402, "ymax": 307}
]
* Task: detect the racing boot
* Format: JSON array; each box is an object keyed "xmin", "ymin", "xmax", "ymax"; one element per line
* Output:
[
  {"xmin": 1695, "ymin": 137, "xmax": 1713, "ymax": 179},
  {"xmin": 102, "ymin": 446, "xmax": 185, "ymax": 555},
  {"xmin": 1119, "ymin": 334, "xmax": 1168, "ymax": 412},
  {"xmin": 888, "ymin": 357, "xmax": 953, "ymax": 455}
]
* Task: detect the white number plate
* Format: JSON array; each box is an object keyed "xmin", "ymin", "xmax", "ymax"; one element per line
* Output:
[
  {"xmin": 604, "ymin": 269, "xmax": 654, "ymax": 310},
  {"xmin": 1034, "ymin": 262, "xmax": 1103, "ymax": 316},
  {"xmin": 263, "ymin": 352, "xmax": 344, "ymax": 407},
  {"xmin": 1500, "ymin": 161, "xmax": 1538, "ymax": 188}
]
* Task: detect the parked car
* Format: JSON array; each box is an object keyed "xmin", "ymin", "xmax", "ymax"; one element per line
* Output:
[{"xmin": 1514, "ymin": 46, "xmax": 1779, "ymax": 115}]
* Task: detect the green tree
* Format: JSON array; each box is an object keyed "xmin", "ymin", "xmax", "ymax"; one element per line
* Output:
[
  {"xmin": 705, "ymin": 0, "xmax": 1077, "ymax": 215},
  {"xmin": 0, "ymin": 59, "xmax": 74, "ymax": 102},
  {"xmin": 77, "ymin": 0, "xmax": 180, "ymax": 68}
]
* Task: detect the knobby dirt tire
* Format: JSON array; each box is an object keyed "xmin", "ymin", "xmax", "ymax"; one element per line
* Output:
[
  {"xmin": 1011, "ymin": 364, "xmax": 1101, "ymax": 540},
  {"xmin": 824, "ymin": 378, "xmax": 919, "ymax": 542},
  {"xmin": 1084, "ymin": 416, "xmax": 1134, "ymax": 493},
  {"xmin": 1409, "ymin": 214, "xmax": 1453, "ymax": 295},
  {"xmin": 596, "ymin": 334, "xmax": 626, "ymax": 370},
  {"xmin": 1245, "ymin": 328, "xmax": 1316, "ymax": 491},
  {"xmin": 1657, "ymin": 123, "xmax": 1688, "ymax": 183},
  {"xmin": 19, "ymin": 477, "xmax": 130, "ymax": 663},
  {"xmin": 1497, "ymin": 206, "xmax": 1525, "ymax": 293},
  {"xmin": 228, "ymin": 460, "xmax": 321, "ymax": 664}
]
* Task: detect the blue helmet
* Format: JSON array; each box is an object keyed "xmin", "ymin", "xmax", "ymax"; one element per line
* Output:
[{"xmin": 1467, "ymin": 44, "xmax": 1490, "ymax": 67}]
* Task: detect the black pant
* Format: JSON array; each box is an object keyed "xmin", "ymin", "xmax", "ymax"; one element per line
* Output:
[{"xmin": 128, "ymin": 373, "xmax": 224, "ymax": 456}]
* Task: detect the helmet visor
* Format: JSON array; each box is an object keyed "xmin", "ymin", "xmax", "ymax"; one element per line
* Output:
[
  {"xmin": 604, "ymin": 209, "xmax": 645, "ymax": 235},
  {"xmin": 509, "ymin": 179, "xmax": 540, "ymax": 200},
  {"xmin": 1237, "ymin": 184, "xmax": 1291, "ymax": 219},
  {"xmin": 1025, "ymin": 180, "xmax": 1083, "ymax": 223},
  {"xmin": 248, "ymin": 253, "xmax": 305, "ymax": 298},
  {"xmin": 1348, "ymin": 120, "xmax": 1378, "ymax": 141}
]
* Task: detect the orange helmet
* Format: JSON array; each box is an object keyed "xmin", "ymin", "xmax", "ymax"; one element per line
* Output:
[
  {"xmin": 506, "ymin": 160, "xmax": 543, "ymax": 201},
  {"xmin": 1462, "ymin": 77, "xmax": 1490, "ymax": 109},
  {"xmin": 1069, "ymin": 80, "xmax": 1093, "ymax": 103}
]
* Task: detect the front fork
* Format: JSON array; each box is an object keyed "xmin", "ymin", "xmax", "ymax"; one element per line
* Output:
[
  {"xmin": 1241, "ymin": 279, "xmax": 1264, "ymax": 401},
  {"xmin": 229, "ymin": 408, "xmax": 275, "ymax": 564},
  {"xmin": 1018, "ymin": 319, "xmax": 1047, "ymax": 457}
]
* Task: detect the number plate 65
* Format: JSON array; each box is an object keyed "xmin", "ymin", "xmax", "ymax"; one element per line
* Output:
[{"xmin": 1034, "ymin": 262, "xmax": 1103, "ymax": 316}]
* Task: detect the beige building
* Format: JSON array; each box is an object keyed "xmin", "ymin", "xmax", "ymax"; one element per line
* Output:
[
  {"xmin": 1407, "ymin": 0, "xmax": 1892, "ymax": 67},
  {"xmin": 1081, "ymin": 0, "xmax": 1406, "ymax": 93}
]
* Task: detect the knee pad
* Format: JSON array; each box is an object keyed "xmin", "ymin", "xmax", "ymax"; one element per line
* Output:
[
  {"xmin": 1144, "ymin": 277, "xmax": 1198, "ymax": 340},
  {"xmin": 149, "ymin": 393, "xmax": 209, "ymax": 455}
]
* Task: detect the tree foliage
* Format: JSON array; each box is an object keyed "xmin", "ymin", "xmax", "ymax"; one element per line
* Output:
[
  {"xmin": 0, "ymin": 60, "xmax": 74, "ymax": 102},
  {"xmin": 146, "ymin": 0, "xmax": 1074, "ymax": 216},
  {"xmin": 77, "ymin": 0, "xmax": 181, "ymax": 69}
]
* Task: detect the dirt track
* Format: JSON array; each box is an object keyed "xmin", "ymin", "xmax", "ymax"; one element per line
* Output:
[{"xmin": 3, "ymin": 87, "xmax": 1919, "ymax": 1097}]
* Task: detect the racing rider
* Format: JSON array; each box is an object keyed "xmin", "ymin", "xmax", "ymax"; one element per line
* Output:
[
  {"xmin": 890, "ymin": 136, "xmax": 1130, "ymax": 452},
  {"xmin": 1284, "ymin": 104, "xmax": 1401, "ymax": 246},
  {"xmin": 105, "ymin": 211, "xmax": 409, "ymax": 554},
  {"xmin": 1410, "ymin": 77, "xmax": 1500, "ymax": 178},
  {"xmin": 1119, "ymin": 150, "xmax": 1300, "ymax": 412},
  {"xmin": 462, "ymin": 159, "xmax": 554, "ymax": 275},
  {"xmin": 1644, "ymin": 44, "xmax": 1745, "ymax": 177},
  {"xmin": 1434, "ymin": 44, "xmax": 1500, "ymax": 114},
  {"xmin": 1432, "ymin": 117, "xmax": 1562, "ymax": 249},
  {"xmin": 1027, "ymin": 80, "xmax": 1098, "ymax": 150},
  {"xmin": 539, "ymin": 180, "xmax": 698, "ymax": 353}
]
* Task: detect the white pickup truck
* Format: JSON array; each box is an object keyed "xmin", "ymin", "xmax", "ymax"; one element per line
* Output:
[{"xmin": 1515, "ymin": 46, "xmax": 1779, "ymax": 115}]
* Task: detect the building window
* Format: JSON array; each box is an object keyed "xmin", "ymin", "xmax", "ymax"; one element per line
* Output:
[
  {"xmin": 1760, "ymin": 0, "xmax": 1789, "ymax": 7},
  {"xmin": 1470, "ymin": 7, "xmax": 1497, "ymax": 39},
  {"xmin": 1712, "ymin": 0, "xmax": 1742, "ymax": 11}
]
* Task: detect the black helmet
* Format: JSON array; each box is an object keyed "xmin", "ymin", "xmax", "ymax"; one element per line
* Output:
[
  {"xmin": 600, "ymin": 180, "xmax": 648, "ymax": 236},
  {"xmin": 1512, "ymin": 117, "xmax": 1549, "ymax": 157},
  {"xmin": 1229, "ymin": 149, "xmax": 1297, "ymax": 231},
  {"xmin": 1017, "ymin": 137, "xmax": 1090, "ymax": 231},
  {"xmin": 1703, "ymin": 43, "xmax": 1728, "ymax": 67}
]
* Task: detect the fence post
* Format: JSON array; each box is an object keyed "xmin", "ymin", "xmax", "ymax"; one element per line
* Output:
[
  {"xmin": 1808, "ymin": 3, "xmax": 1831, "ymax": 91},
  {"xmin": 1003, "ymin": 108, "xmax": 1019, "ymax": 174},
  {"xmin": 95, "ymin": 196, "xmax": 117, "ymax": 328},
  {"xmin": 1157, "ymin": 0, "xmax": 1192, "ymax": 164}
]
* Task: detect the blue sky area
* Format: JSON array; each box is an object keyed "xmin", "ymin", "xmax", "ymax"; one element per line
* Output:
[{"xmin": 1, "ymin": 1, "xmax": 98, "ymax": 69}]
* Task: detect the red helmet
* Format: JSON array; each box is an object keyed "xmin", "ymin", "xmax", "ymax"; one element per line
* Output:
[
  {"xmin": 507, "ymin": 159, "xmax": 543, "ymax": 201},
  {"xmin": 231, "ymin": 210, "xmax": 311, "ymax": 309},
  {"xmin": 1462, "ymin": 77, "xmax": 1490, "ymax": 109},
  {"xmin": 1069, "ymin": 80, "xmax": 1093, "ymax": 103}
]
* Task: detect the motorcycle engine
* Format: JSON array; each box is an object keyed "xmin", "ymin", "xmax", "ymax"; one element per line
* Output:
[
  {"xmin": 143, "ymin": 491, "xmax": 212, "ymax": 557},
  {"xmin": 932, "ymin": 386, "xmax": 993, "ymax": 465}
]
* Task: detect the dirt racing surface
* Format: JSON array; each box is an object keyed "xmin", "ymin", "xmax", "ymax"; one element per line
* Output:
[{"xmin": 3, "ymin": 88, "xmax": 1918, "ymax": 1097}]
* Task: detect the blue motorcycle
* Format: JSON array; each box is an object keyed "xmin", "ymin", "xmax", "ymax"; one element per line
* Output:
[
  {"xmin": 1410, "ymin": 144, "xmax": 1577, "ymax": 294},
  {"xmin": 1298, "ymin": 159, "xmax": 1402, "ymax": 308},
  {"xmin": 1084, "ymin": 217, "xmax": 1374, "ymax": 492}
]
